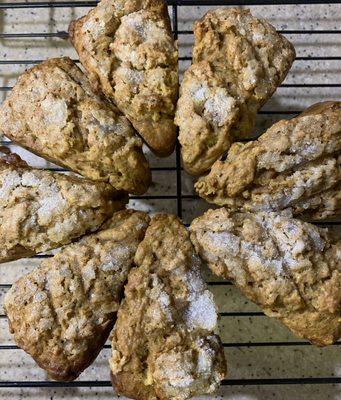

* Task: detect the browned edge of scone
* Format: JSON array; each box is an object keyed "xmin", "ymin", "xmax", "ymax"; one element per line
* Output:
[
  {"xmin": 12, "ymin": 319, "xmax": 115, "ymax": 382},
  {"xmin": 111, "ymin": 371, "xmax": 157, "ymax": 400},
  {"xmin": 0, "ymin": 146, "xmax": 29, "ymax": 168}
]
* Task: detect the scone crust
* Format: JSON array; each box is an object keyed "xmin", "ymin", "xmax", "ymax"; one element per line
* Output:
[
  {"xmin": 176, "ymin": 8, "xmax": 295, "ymax": 175},
  {"xmin": 0, "ymin": 57, "xmax": 151, "ymax": 195},
  {"xmin": 4, "ymin": 210, "xmax": 150, "ymax": 381},
  {"xmin": 110, "ymin": 214, "xmax": 226, "ymax": 400},
  {"xmin": 69, "ymin": 0, "xmax": 178, "ymax": 156},
  {"xmin": 196, "ymin": 101, "xmax": 341, "ymax": 219},
  {"xmin": 190, "ymin": 208, "xmax": 341, "ymax": 346},
  {"xmin": 0, "ymin": 148, "xmax": 126, "ymax": 263}
]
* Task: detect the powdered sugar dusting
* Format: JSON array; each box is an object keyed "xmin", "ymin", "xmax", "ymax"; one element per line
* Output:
[
  {"xmin": 38, "ymin": 189, "xmax": 66, "ymax": 224},
  {"xmin": 193, "ymin": 84, "xmax": 209, "ymax": 104},
  {"xmin": 185, "ymin": 290, "xmax": 217, "ymax": 331},
  {"xmin": 41, "ymin": 97, "xmax": 68, "ymax": 126},
  {"xmin": 100, "ymin": 245, "xmax": 131, "ymax": 272},
  {"xmin": 116, "ymin": 66, "xmax": 144, "ymax": 85},
  {"xmin": 192, "ymin": 83, "xmax": 236, "ymax": 126},
  {"xmin": 123, "ymin": 12, "xmax": 165, "ymax": 43},
  {"xmin": 0, "ymin": 170, "xmax": 22, "ymax": 200},
  {"xmin": 204, "ymin": 89, "xmax": 236, "ymax": 126},
  {"xmin": 207, "ymin": 231, "xmax": 240, "ymax": 256}
]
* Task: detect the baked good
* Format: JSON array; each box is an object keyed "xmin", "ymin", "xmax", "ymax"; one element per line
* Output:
[
  {"xmin": 190, "ymin": 208, "xmax": 341, "ymax": 346},
  {"xmin": 0, "ymin": 147, "xmax": 126, "ymax": 263},
  {"xmin": 0, "ymin": 57, "xmax": 151, "ymax": 195},
  {"xmin": 4, "ymin": 210, "xmax": 150, "ymax": 381},
  {"xmin": 69, "ymin": 0, "xmax": 178, "ymax": 157},
  {"xmin": 196, "ymin": 102, "xmax": 341, "ymax": 219},
  {"xmin": 176, "ymin": 8, "xmax": 295, "ymax": 175},
  {"xmin": 291, "ymin": 184, "xmax": 341, "ymax": 220},
  {"xmin": 110, "ymin": 214, "xmax": 226, "ymax": 400}
]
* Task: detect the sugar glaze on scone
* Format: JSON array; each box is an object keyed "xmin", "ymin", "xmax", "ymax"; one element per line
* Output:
[
  {"xmin": 176, "ymin": 8, "xmax": 295, "ymax": 175},
  {"xmin": 190, "ymin": 208, "xmax": 341, "ymax": 346},
  {"xmin": 4, "ymin": 210, "xmax": 150, "ymax": 381},
  {"xmin": 0, "ymin": 148, "xmax": 126, "ymax": 264},
  {"xmin": 69, "ymin": 0, "xmax": 178, "ymax": 156},
  {"xmin": 196, "ymin": 102, "xmax": 341, "ymax": 219},
  {"xmin": 110, "ymin": 214, "xmax": 226, "ymax": 400},
  {"xmin": 0, "ymin": 57, "xmax": 151, "ymax": 194}
]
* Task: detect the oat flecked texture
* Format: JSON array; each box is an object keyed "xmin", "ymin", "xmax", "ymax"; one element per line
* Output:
[
  {"xmin": 196, "ymin": 101, "xmax": 341, "ymax": 219},
  {"xmin": 69, "ymin": 0, "xmax": 178, "ymax": 157},
  {"xmin": 0, "ymin": 57, "xmax": 151, "ymax": 195},
  {"xmin": 176, "ymin": 8, "xmax": 295, "ymax": 175},
  {"xmin": 190, "ymin": 208, "xmax": 341, "ymax": 346},
  {"xmin": 0, "ymin": 147, "xmax": 127, "ymax": 263},
  {"xmin": 110, "ymin": 214, "xmax": 226, "ymax": 400},
  {"xmin": 4, "ymin": 210, "xmax": 150, "ymax": 381}
]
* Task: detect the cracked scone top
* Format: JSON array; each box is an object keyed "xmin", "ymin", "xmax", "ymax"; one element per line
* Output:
[
  {"xmin": 4, "ymin": 210, "xmax": 150, "ymax": 381},
  {"xmin": 176, "ymin": 8, "xmax": 295, "ymax": 175},
  {"xmin": 196, "ymin": 102, "xmax": 341, "ymax": 219},
  {"xmin": 190, "ymin": 208, "xmax": 341, "ymax": 346},
  {"xmin": 0, "ymin": 147, "xmax": 126, "ymax": 263},
  {"xmin": 69, "ymin": 0, "xmax": 178, "ymax": 157},
  {"xmin": 0, "ymin": 57, "xmax": 151, "ymax": 195},
  {"xmin": 110, "ymin": 214, "xmax": 226, "ymax": 400}
]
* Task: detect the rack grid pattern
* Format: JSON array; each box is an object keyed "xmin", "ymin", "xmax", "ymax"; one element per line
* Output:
[{"xmin": 0, "ymin": 0, "xmax": 340, "ymax": 392}]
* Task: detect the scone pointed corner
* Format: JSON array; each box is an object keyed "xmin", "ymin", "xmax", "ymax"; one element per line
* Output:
[
  {"xmin": 67, "ymin": 15, "xmax": 83, "ymax": 46},
  {"xmin": 145, "ymin": 131, "xmax": 177, "ymax": 158}
]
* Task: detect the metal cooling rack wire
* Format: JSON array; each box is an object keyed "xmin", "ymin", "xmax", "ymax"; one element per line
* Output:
[{"xmin": 0, "ymin": 0, "xmax": 341, "ymax": 389}]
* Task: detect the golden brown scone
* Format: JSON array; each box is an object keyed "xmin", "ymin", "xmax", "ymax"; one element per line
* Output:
[
  {"xmin": 0, "ymin": 148, "xmax": 126, "ymax": 263},
  {"xmin": 110, "ymin": 214, "xmax": 226, "ymax": 400},
  {"xmin": 196, "ymin": 101, "xmax": 341, "ymax": 219},
  {"xmin": 0, "ymin": 57, "xmax": 151, "ymax": 195},
  {"xmin": 190, "ymin": 208, "xmax": 341, "ymax": 346},
  {"xmin": 69, "ymin": 0, "xmax": 178, "ymax": 157},
  {"xmin": 4, "ymin": 210, "xmax": 150, "ymax": 381},
  {"xmin": 176, "ymin": 8, "xmax": 295, "ymax": 175}
]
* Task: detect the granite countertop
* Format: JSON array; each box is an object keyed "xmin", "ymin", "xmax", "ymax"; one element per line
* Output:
[{"xmin": 0, "ymin": 1, "xmax": 340, "ymax": 399}]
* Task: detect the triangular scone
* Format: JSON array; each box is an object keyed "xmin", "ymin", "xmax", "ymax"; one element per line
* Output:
[
  {"xmin": 0, "ymin": 147, "xmax": 126, "ymax": 263},
  {"xmin": 196, "ymin": 102, "xmax": 341, "ymax": 219},
  {"xmin": 190, "ymin": 208, "xmax": 341, "ymax": 346},
  {"xmin": 0, "ymin": 57, "xmax": 151, "ymax": 194},
  {"xmin": 69, "ymin": 0, "xmax": 178, "ymax": 157},
  {"xmin": 176, "ymin": 8, "xmax": 295, "ymax": 175},
  {"xmin": 110, "ymin": 214, "xmax": 226, "ymax": 400},
  {"xmin": 4, "ymin": 210, "xmax": 150, "ymax": 381}
]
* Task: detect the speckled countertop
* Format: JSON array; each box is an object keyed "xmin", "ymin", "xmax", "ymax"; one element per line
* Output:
[{"xmin": 0, "ymin": 1, "xmax": 340, "ymax": 399}]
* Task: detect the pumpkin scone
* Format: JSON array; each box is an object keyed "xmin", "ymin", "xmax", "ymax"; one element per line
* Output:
[
  {"xmin": 190, "ymin": 208, "xmax": 341, "ymax": 346},
  {"xmin": 176, "ymin": 8, "xmax": 295, "ymax": 175},
  {"xmin": 0, "ymin": 147, "xmax": 126, "ymax": 264},
  {"xmin": 110, "ymin": 214, "xmax": 226, "ymax": 400},
  {"xmin": 4, "ymin": 210, "xmax": 150, "ymax": 381},
  {"xmin": 196, "ymin": 102, "xmax": 341, "ymax": 219},
  {"xmin": 0, "ymin": 57, "xmax": 151, "ymax": 195},
  {"xmin": 69, "ymin": 0, "xmax": 178, "ymax": 157}
]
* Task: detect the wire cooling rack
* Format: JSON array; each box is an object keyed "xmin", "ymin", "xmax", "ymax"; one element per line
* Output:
[{"xmin": 0, "ymin": 0, "xmax": 340, "ymax": 395}]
